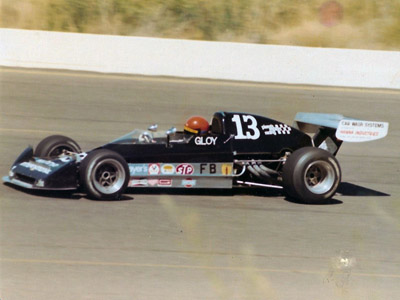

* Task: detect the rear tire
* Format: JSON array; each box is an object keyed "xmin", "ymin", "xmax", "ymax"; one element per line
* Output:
[
  {"xmin": 283, "ymin": 147, "xmax": 341, "ymax": 204},
  {"xmin": 80, "ymin": 149, "xmax": 129, "ymax": 200},
  {"xmin": 35, "ymin": 135, "xmax": 81, "ymax": 158}
]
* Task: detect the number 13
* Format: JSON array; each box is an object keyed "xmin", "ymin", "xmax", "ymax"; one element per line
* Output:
[{"xmin": 232, "ymin": 114, "xmax": 260, "ymax": 140}]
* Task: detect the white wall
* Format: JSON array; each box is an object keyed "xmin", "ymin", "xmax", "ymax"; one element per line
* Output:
[{"xmin": 1, "ymin": 28, "xmax": 399, "ymax": 89}]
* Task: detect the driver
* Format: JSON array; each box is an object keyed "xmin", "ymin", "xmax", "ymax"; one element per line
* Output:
[{"xmin": 184, "ymin": 116, "xmax": 210, "ymax": 135}]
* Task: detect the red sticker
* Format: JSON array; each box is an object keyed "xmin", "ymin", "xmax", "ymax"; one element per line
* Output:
[
  {"xmin": 182, "ymin": 178, "xmax": 196, "ymax": 188},
  {"xmin": 158, "ymin": 179, "xmax": 172, "ymax": 187},
  {"xmin": 176, "ymin": 164, "xmax": 194, "ymax": 175}
]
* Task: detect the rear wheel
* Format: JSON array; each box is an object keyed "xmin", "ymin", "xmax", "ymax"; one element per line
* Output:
[
  {"xmin": 34, "ymin": 135, "xmax": 81, "ymax": 158},
  {"xmin": 282, "ymin": 147, "xmax": 341, "ymax": 204},
  {"xmin": 80, "ymin": 149, "xmax": 129, "ymax": 200}
]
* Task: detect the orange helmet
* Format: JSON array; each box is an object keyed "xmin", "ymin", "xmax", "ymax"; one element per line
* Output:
[{"xmin": 184, "ymin": 116, "xmax": 209, "ymax": 134}]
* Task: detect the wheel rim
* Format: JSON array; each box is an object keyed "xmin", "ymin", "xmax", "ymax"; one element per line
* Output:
[
  {"xmin": 91, "ymin": 159, "xmax": 126, "ymax": 195},
  {"xmin": 304, "ymin": 160, "xmax": 336, "ymax": 195},
  {"xmin": 48, "ymin": 145, "xmax": 76, "ymax": 157}
]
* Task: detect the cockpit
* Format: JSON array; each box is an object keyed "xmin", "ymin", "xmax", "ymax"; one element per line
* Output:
[{"xmin": 111, "ymin": 112, "xmax": 226, "ymax": 145}]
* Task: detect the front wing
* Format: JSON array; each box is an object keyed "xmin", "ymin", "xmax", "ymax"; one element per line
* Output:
[{"xmin": 3, "ymin": 147, "xmax": 80, "ymax": 190}]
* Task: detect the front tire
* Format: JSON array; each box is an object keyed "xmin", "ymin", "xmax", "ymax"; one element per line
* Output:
[
  {"xmin": 80, "ymin": 149, "xmax": 129, "ymax": 200},
  {"xmin": 282, "ymin": 147, "xmax": 341, "ymax": 204},
  {"xmin": 34, "ymin": 135, "xmax": 81, "ymax": 158}
]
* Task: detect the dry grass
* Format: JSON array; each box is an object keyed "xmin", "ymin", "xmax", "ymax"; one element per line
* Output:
[{"xmin": 1, "ymin": 0, "xmax": 400, "ymax": 50}]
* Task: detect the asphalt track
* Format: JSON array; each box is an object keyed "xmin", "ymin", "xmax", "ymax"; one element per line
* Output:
[{"xmin": 1, "ymin": 67, "xmax": 400, "ymax": 300}]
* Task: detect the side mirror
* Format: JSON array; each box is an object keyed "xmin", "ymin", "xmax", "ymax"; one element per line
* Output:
[
  {"xmin": 148, "ymin": 124, "xmax": 158, "ymax": 132},
  {"xmin": 166, "ymin": 127, "xmax": 177, "ymax": 135}
]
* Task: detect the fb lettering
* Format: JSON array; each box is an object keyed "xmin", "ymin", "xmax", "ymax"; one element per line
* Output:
[{"xmin": 200, "ymin": 163, "xmax": 216, "ymax": 174}]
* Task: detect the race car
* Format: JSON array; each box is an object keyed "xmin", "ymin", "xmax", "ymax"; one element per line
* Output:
[{"xmin": 2, "ymin": 112, "xmax": 389, "ymax": 204}]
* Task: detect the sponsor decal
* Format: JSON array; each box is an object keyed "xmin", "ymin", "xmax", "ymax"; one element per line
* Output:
[
  {"xmin": 128, "ymin": 178, "xmax": 148, "ymax": 187},
  {"xmin": 161, "ymin": 164, "xmax": 175, "ymax": 175},
  {"xmin": 195, "ymin": 136, "xmax": 218, "ymax": 146},
  {"xmin": 20, "ymin": 162, "xmax": 51, "ymax": 174},
  {"xmin": 129, "ymin": 164, "xmax": 148, "ymax": 176},
  {"xmin": 148, "ymin": 163, "xmax": 161, "ymax": 175},
  {"xmin": 336, "ymin": 120, "xmax": 389, "ymax": 142},
  {"xmin": 200, "ymin": 163, "xmax": 216, "ymax": 174},
  {"xmin": 182, "ymin": 178, "xmax": 196, "ymax": 188},
  {"xmin": 35, "ymin": 159, "xmax": 59, "ymax": 168},
  {"xmin": 148, "ymin": 179, "xmax": 158, "ymax": 186},
  {"xmin": 262, "ymin": 124, "xmax": 291, "ymax": 135},
  {"xmin": 221, "ymin": 164, "xmax": 233, "ymax": 175},
  {"xmin": 176, "ymin": 163, "xmax": 194, "ymax": 175},
  {"xmin": 158, "ymin": 179, "xmax": 173, "ymax": 187}
]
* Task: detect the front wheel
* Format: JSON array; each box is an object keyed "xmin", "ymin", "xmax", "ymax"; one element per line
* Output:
[
  {"xmin": 80, "ymin": 149, "xmax": 129, "ymax": 200},
  {"xmin": 282, "ymin": 147, "xmax": 341, "ymax": 204},
  {"xmin": 34, "ymin": 135, "xmax": 81, "ymax": 158}
]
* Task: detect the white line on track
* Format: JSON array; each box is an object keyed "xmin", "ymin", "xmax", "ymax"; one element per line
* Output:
[{"xmin": 2, "ymin": 258, "xmax": 400, "ymax": 279}]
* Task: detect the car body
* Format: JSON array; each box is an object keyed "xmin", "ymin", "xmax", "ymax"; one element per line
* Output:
[{"xmin": 3, "ymin": 111, "xmax": 389, "ymax": 203}]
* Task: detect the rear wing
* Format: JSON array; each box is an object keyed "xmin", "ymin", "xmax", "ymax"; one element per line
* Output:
[{"xmin": 293, "ymin": 113, "xmax": 389, "ymax": 155}]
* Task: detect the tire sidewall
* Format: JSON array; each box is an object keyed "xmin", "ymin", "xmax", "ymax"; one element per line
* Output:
[
  {"xmin": 35, "ymin": 135, "xmax": 81, "ymax": 158},
  {"xmin": 283, "ymin": 147, "xmax": 341, "ymax": 204},
  {"xmin": 81, "ymin": 149, "xmax": 129, "ymax": 200}
]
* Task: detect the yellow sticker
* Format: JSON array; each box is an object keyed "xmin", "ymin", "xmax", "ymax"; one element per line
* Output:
[{"xmin": 221, "ymin": 164, "xmax": 233, "ymax": 175}]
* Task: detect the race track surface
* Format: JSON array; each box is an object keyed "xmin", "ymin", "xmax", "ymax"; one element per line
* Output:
[{"xmin": 1, "ymin": 68, "xmax": 399, "ymax": 300}]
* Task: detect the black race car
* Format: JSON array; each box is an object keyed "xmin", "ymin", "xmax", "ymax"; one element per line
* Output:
[{"xmin": 3, "ymin": 112, "xmax": 388, "ymax": 203}]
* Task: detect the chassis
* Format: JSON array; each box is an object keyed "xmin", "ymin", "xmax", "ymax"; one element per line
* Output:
[{"xmin": 3, "ymin": 112, "xmax": 388, "ymax": 203}]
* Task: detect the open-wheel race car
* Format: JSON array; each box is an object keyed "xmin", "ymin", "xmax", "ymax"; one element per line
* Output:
[{"xmin": 3, "ymin": 112, "xmax": 388, "ymax": 204}]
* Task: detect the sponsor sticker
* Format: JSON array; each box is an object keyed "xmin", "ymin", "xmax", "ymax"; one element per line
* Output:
[
  {"xmin": 128, "ymin": 178, "xmax": 148, "ymax": 187},
  {"xmin": 148, "ymin": 163, "xmax": 161, "ymax": 175},
  {"xmin": 158, "ymin": 179, "xmax": 173, "ymax": 187},
  {"xmin": 221, "ymin": 164, "xmax": 233, "ymax": 175},
  {"xmin": 182, "ymin": 178, "xmax": 196, "ymax": 188},
  {"xmin": 147, "ymin": 179, "xmax": 158, "ymax": 186},
  {"xmin": 20, "ymin": 162, "xmax": 51, "ymax": 174},
  {"xmin": 161, "ymin": 164, "xmax": 175, "ymax": 175},
  {"xmin": 336, "ymin": 120, "xmax": 389, "ymax": 142},
  {"xmin": 176, "ymin": 163, "xmax": 194, "ymax": 175},
  {"xmin": 200, "ymin": 163, "xmax": 216, "ymax": 174},
  {"xmin": 195, "ymin": 136, "xmax": 218, "ymax": 146},
  {"xmin": 262, "ymin": 124, "xmax": 292, "ymax": 135},
  {"xmin": 129, "ymin": 164, "xmax": 148, "ymax": 176},
  {"xmin": 35, "ymin": 159, "xmax": 59, "ymax": 168}
]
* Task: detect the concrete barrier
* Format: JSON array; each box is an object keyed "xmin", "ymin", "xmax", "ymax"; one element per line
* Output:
[{"xmin": 1, "ymin": 28, "xmax": 399, "ymax": 89}]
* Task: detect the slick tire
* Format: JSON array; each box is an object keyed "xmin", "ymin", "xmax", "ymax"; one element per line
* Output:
[
  {"xmin": 282, "ymin": 147, "xmax": 341, "ymax": 204},
  {"xmin": 34, "ymin": 135, "xmax": 81, "ymax": 158},
  {"xmin": 80, "ymin": 149, "xmax": 129, "ymax": 200}
]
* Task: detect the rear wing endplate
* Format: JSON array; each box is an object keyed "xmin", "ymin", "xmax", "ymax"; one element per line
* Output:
[{"xmin": 293, "ymin": 112, "xmax": 389, "ymax": 155}]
